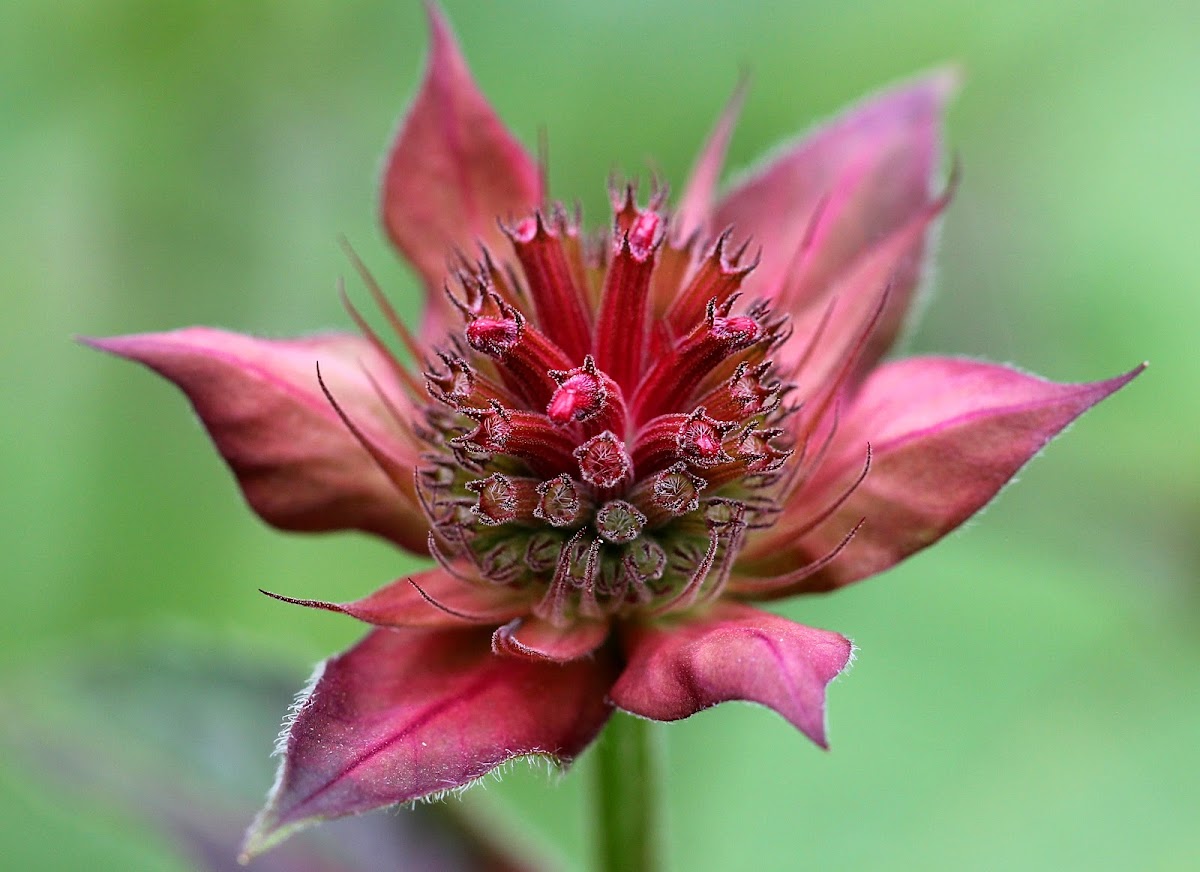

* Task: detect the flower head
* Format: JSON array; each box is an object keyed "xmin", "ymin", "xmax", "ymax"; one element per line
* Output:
[{"xmin": 87, "ymin": 4, "xmax": 1141, "ymax": 858}]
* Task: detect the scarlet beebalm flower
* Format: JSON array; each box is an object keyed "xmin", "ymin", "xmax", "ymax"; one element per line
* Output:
[{"xmin": 88, "ymin": 5, "xmax": 1140, "ymax": 858}]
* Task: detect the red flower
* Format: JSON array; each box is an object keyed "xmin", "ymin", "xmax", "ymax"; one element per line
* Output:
[{"xmin": 88, "ymin": 5, "xmax": 1140, "ymax": 857}]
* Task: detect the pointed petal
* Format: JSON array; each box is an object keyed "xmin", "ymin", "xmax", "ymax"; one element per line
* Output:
[
  {"xmin": 737, "ymin": 358, "xmax": 1145, "ymax": 594},
  {"xmin": 263, "ymin": 568, "xmax": 531, "ymax": 628},
  {"xmin": 675, "ymin": 77, "xmax": 747, "ymax": 241},
  {"xmin": 716, "ymin": 71, "xmax": 955, "ymax": 354},
  {"xmin": 243, "ymin": 627, "xmax": 617, "ymax": 858},
  {"xmin": 492, "ymin": 616, "xmax": 610, "ymax": 662},
  {"xmin": 611, "ymin": 602, "xmax": 852, "ymax": 747},
  {"xmin": 784, "ymin": 187, "xmax": 952, "ymax": 405},
  {"xmin": 85, "ymin": 328, "xmax": 429, "ymax": 553},
  {"xmin": 381, "ymin": 4, "xmax": 542, "ymax": 332}
]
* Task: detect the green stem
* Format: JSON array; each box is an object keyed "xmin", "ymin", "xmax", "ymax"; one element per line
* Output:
[{"xmin": 592, "ymin": 711, "xmax": 662, "ymax": 872}]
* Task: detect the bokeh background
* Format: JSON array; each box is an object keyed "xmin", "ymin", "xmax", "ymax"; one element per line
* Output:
[{"xmin": 2, "ymin": 0, "xmax": 1196, "ymax": 869}]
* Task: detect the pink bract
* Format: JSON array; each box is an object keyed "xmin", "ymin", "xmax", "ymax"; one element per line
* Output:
[{"xmin": 87, "ymin": 4, "xmax": 1141, "ymax": 858}]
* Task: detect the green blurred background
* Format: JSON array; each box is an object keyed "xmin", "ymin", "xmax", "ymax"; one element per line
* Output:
[{"xmin": 2, "ymin": 0, "xmax": 1196, "ymax": 869}]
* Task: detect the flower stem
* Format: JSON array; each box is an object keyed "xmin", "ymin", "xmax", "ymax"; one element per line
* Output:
[{"xmin": 592, "ymin": 711, "xmax": 662, "ymax": 872}]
